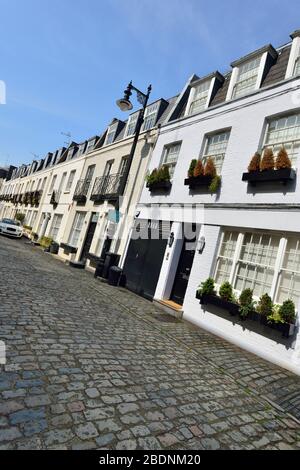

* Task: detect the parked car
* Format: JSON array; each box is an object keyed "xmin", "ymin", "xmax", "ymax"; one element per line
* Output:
[{"xmin": 0, "ymin": 218, "xmax": 23, "ymax": 238}]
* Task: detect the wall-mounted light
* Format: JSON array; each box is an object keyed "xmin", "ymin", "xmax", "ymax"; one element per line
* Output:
[
  {"xmin": 197, "ymin": 236, "xmax": 206, "ymax": 254},
  {"xmin": 135, "ymin": 211, "xmax": 141, "ymax": 219},
  {"xmin": 168, "ymin": 232, "xmax": 175, "ymax": 248}
]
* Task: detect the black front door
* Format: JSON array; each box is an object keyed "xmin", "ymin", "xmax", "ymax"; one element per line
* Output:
[
  {"xmin": 171, "ymin": 238, "xmax": 196, "ymax": 306},
  {"xmin": 80, "ymin": 214, "xmax": 98, "ymax": 262},
  {"xmin": 123, "ymin": 220, "xmax": 169, "ymax": 300}
]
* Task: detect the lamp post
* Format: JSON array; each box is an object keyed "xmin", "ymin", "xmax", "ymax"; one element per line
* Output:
[{"xmin": 116, "ymin": 81, "xmax": 152, "ymax": 196}]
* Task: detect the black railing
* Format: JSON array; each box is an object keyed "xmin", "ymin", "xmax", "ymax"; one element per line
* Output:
[
  {"xmin": 91, "ymin": 173, "xmax": 125, "ymax": 202},
  {"xmin": 50, "ymin": 190, "xmax": 61, "ymax": 206},
  {"xmin": 73, "ymin": 179, "xmax": 91, "ymax": 203}
]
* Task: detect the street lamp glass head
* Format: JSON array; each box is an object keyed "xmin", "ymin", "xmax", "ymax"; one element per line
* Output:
[{"xmin": 116, "ymin": 98, "xmax": 133, "ymax": 112}]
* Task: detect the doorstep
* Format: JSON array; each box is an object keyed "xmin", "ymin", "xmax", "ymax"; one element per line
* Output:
[{"xmin": 154, "ymin": 299, "xmax": 183, "ymax": 320}]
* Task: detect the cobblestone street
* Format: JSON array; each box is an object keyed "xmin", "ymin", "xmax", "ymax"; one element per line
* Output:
[{"xmin": 1, "ymin": 236, "xmax": 300, "ymax": 450}]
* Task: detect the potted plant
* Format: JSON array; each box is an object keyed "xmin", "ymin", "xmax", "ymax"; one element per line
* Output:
[
  {"xmin": 197, "ymin": 279, "xmax": 239, "ymax": 315},
  {"xmin": 15, "ymin": 212, "xmax": 25, "ymax": 225},
  {"xmin": 185, "ymin": 157, "xmax": 221, "ymax": 192},
  {"xmin": 256, "ymin": 293, "xmax": 273, "ymax": 324},
  {"xmin": 146, "ymin": 165, "xmax": 171, "ymax": 192},
  {"xmin": 239, "ymin": 289, "xmax": 256, "ymax": 320},
  {"xmin": 242, "ymin": 148, "xmax": 296, "ymax": 185},
  {"xmin": 196, "ymin": 277, "xmax": 216, "ymax": 300}
]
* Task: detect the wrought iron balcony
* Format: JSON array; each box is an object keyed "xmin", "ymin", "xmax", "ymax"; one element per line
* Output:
[
  {"xmin": 90, "ymin": 173, "xmax": 125, "ymax": 203},
  {"xmin": 73, "ymin": 179, "xmax": 91, "ymax": 203}
]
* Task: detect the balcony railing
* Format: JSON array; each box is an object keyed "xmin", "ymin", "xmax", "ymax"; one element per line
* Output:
[
  {"xmin": 90, "ymin": 173, "xmax": 125, "ymax": 203},
  {"xmin": 73, "ymin": 179, "xmax": 91, "ymax": 203}
]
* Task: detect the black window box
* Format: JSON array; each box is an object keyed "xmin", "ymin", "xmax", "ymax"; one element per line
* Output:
[
  {"xmin": 86, "ymin": 253, "xmax": 103, "ymax": 263},
  {"xmin": 73, "ymin": 195, "xmax": 87, "ymax": 204},
  {"xmin": 91, "ymin": 193, "xmax": 119, "ymax": 203},
  {"xmin": 146, "ymin": 181, "xmax": 172, "ymax": 192},
  {"xmin": 197, "ymin": 292, "xmax": 295, "ymax": 338},
  {"xmin": 184, "ymin": 175, "xmax": 213, "ymax": 189},
  {"xmin": 242, "ymin": 168, "xmax": 296, "ymax": 186},
  {"xmin": 60, "ymin": 243, "xmax": 77, "ymax": 255},
  {"xmin": 198, "ymin": 293, "xmax": 240, "ymax": 315}
]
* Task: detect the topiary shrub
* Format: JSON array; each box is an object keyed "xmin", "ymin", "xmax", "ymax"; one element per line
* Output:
[
  {"xmin": 15, "ymin": 212, "xmax": 25, "ymax": 225},
  {"xmin": 188, "ymin": 159, "xmax": 198, "ymax": 178},
  {"xmin": 193, "ymin": 160, "xmax": 204, "ymax": 177},
  {"xmin": 275, "ymin": 147, "xmax": 292, "ymax": 170},
  {"xmin": 260, "ymin": 148, "xmax": 274, "ymax": 171},
  {"xmin": 204, "ymin": 157, "xmax": 217, "ymax": 178},
  {"xmin": 198, "ymin": 277, "xmax": 216, "ymax": 296},
  {"xmin": 239, "ymin": 288, "xmax": 255, "ymax": 318},
  {"xmin": 248, "ymin": 152, "xmax": 261, "ymax": 173},
  {"xmin": 219, "ymin": 282, "xmax": 234, "ymax": 302},
  {"xmin": 257, "ymin": 293, "xmax": 273, "ymax": 318},
  {"xmin": 39, "ymin": 236, "xmax": 53, "ymax": 249},
  {"xmin": 278, "ymin": 300, "xmax": 296, "ymax": 324},
  {"xmin": 158, "ymin": 165, "xmax": 170, "ymax": 182},
  {"xmin": 209, "ymin": 175, "xmax": 221, "ymax": 194},
  {"xmin": 146, "ymin": 168, "xmax": 158, "ymax": 185}
]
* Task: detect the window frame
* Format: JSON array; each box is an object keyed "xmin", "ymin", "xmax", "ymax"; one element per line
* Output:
[
  {"xmin": 201, "ymin": 129, "xmax": 231, "ymax": 174},
  {"xmin": 188, "ymin": 80, "xmax": 211, "ymax": 116},
  {"xmin": 160, "ymin": 141, "xmax": 182, "ymax": 179},
  {"xmin": 105, "ymin": 122, "xmax": 118, "ymax": 146},
  {"xmin": 142, "ymin": 102, "xmax": 160, "ymax": 132},
  {"xmin": 232, "ymin": 55, "xmax": 262, "ymax": 100},
  {"xmin": 49, "ymin": 213, "xmax": 63, "ymax": 241},
  {"xmin": 68, "ymin": 212, "xmax": 86, "ymax": 248},
  {"xmin": 65, "ymin": 170, "xmax": 76, "ymax": 193}
]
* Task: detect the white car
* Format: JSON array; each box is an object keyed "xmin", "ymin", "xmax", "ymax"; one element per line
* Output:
[{"xmin": 0, "ymin": 218, "xmax": 23, "ymax": 238}]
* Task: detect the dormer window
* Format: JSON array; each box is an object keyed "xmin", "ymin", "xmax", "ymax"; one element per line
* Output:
[
  {"xmin": 126, "ymin": 112, "xmax": 139, "ymax": 137},
  {"xmin": 77, "ymin": 143, "xmax": 86, "ymax": 157},
  {"xmin": 105, "ymin": 122, "xmax": 118, "ymax": 145},
  {"xmin": 86, "ymin": 139, "xmax": 96, "ymax": 153},
  {"xmin": 189, "ymin": 81, "xmax": 210, "ymax": 115},
  {"xmin": 142, "ymin": 102, "xmax": 159, "ymax": 131},
  {"xmin": 232, "ymin": 56, "xmax": 261, "ymax": 99}
]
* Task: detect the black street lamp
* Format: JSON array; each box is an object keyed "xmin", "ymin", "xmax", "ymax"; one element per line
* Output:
[{"xmin": 116, "ymin": 81, "xmax": 152, "ymax": 196}]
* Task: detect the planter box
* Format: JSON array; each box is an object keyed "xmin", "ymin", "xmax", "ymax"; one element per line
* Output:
[
  {"xmin": 197, "ymin": 292, "xmax": 295, "ymax": 338},
  {"xmin": 242, "ymin": 168, "xmax": 296, "ymax": 186},
  {"xmin": 199, "ymin": 293, "xmax": 240, "ymax": 316},
  {"xmin": 60, "ymin": 243, "xmax": 77, "ymax": 255},
  {"xmin": 147, "ymin": 180, "xmax": 172, "ymax": 192},
  {"xmin": 184, "ymin": 175, "xmax": 213, "ymax": 189},
  {"xmin": 73, "ymin": 194, "xmax": 87, "ymax": 204}
]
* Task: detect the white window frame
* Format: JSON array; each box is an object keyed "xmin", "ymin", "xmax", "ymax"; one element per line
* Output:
[
  {"xmin": 48, "ymin": 175, "xmax": 57, "ymax": 195},
  {"xmin": 160, "ymin": 142, "xmax": 182, "ymax": 178},
  {"xmin": 125, "ymin": 112, "xmax": 139, "ymax": 137},
  {"xmin": 187, "ymin": 80, "xmax": 211, "ymax": 116},
  {"xmin": 68, "ymin": 212, "xmax": 86, "ymax": 248},
  {"xmin": 105, "ymin": 122, "xmax": 118, "ymax": 145},
  {"xmin": 214, "ymin": 229, "xmax": 300, "ymax": 307},
  {"xmin": 142, "ymin": 102, "xmax": 159, "ymax": 131},
  {"xmin": 201, "ymin": 130, "xmax": 231, "ymax": 174},
  {"xmin": 232, "ymin": 56, "xmax": 262, "ymax": 99},
  {"xmin": 262, "ymin": 111, "xmax": 300, "ymax": 167},
  {"xmin": 86, "ymin": 139, "xmax": 96, "ymax": 153},
  {"xmin": 65, "ymin": 170, "xmax": 76, "ymax": 193},
  {"xmin": 49, "ymin": 214, "xmax": 63, "ymax": 241}
]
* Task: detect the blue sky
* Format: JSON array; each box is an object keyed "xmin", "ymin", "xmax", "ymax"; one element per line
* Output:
[{"xmin": 0, "ymin": 0, "xmax": 299, "ymax": 167}]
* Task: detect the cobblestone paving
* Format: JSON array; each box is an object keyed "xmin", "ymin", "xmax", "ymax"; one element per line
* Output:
[{"xmin": 0, "ymin": 236, "xmax": 300, "ymax": 450}]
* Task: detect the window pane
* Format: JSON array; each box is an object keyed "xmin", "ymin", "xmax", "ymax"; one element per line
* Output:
[
  {"xmin": 215, "ymin": 231, "xmax": 238, "ymax": 285},
  {"xmin": 189, "ymin": 81, "xmax": 210, "ymax": 115},
  {"xmin": 162, "ymin": 143, "xmax": 181, "ymax": 178},
  {"xmin": 233, "ymin": 56, "xmax": 261, "ymax": 99},
  {"xmin": 203, "ymin": 131, "xmax": 230, "ymax": 173},
  {"xmin": 264, "ymin": 112, "xmax": 300, "ymax": 166}
]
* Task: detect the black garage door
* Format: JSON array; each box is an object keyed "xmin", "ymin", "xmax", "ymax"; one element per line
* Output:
[{"xmin": 123, "ymin": 220, "xmax": 169, "ymax": 300}]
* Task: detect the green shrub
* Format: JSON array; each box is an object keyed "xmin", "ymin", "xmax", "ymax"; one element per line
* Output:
[
  {"xmin": 198, "ymin": 278, "xmax": 215, "ymax": 296},
  {"xmin": 39, "ymin": 236, "xmax": 53, "ymax": 248},
  {"xmin": 209, "ymin": 175, "xmax": 221, "ymax": 194},
  {"xmin": 188, "ymin": 159, "xmax": 198, "ymax": 178},
  {"xmin": 278, "ymin": 300, "xmax": 296, "ymax": 324},
  {"xmin": 268, "ymin": 304, "xmax": 285, "ymax": 324},
  {"xmin": 146, "ymin": 168, "xmax": 158, "ymax": 185},
  {"xmin": 219, "ymin": 282, "xmax": 234, "ymax": 301},
  {"xmin": 157, "ymin": 165, "xmax": 170, "ymax": 182},
  {"xmin": 239, "ymin": 289, "xmax": 255, "ymax": 318},
  {"xmin": 257, "ymin": 293, "xmax": 273, "ymax": 318},
  {"xmin": 15, "ymin": 212, "xmax": 25, "ymax": 224}
]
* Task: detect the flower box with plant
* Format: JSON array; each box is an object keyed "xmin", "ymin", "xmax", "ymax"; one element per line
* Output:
[
  {"xmin": 146, "ymin": 165, "xmax": 172, "ymax": 192},
  {"xmin": 196, "ymin": 278, "xmax": 296, "ymax": 337},
  {"xmin": 242, "ymin": 148, "xmax": 296, "ymax": 185},
  {"xmin": 38, "ymin": 236, "xmax": 53, "ymax": 249},
  {"xmin": 197, "ymin": 279, "xmax": 239, "ymax": 315},
  {"xmin": 184, "ymin": 157, "xmax": 221, "ymax": 193}
]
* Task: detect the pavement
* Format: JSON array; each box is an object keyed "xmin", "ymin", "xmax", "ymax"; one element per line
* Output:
[{"xmin": 0, "ymin": 235, "xmax": 300, "ymax": 450}]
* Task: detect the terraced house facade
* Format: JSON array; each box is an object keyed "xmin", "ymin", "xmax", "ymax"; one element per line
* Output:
[{"xmin": 1, "ymin": 29, "xmax": 300, "ymax": 374}]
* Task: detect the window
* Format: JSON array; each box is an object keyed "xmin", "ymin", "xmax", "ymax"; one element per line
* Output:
[
  {"xmin": 142, "ymin": 102, "xmax": 159, "ymax": 131},
  {"xmin": 48, "ymin": 175, "xmax": 57, "ymax": 194},
  {"xmin": 202, "ymin": 130, "xmax": 230, "ymax": 173},
  {"xmin": 214, "ymin": 230, "xmax": 300, "ymax": 307},
  {"xmin": 161, "ymin": 143, "xmax": 181, "ymax": 178},
  {"xmin": 49, "ymin": 214, "xmax": 63, "ymax": 241},
  {"xmin": 86, "ymin": 139, "xmax": 96, "ymax": 153},
  {"xmin": 41, "ymin": 177, "xmax": 47, "ymax": 191},
  {"xmin": 215, "ymin": 232, "xmax": 239, "ymax": 285},
  {"xmin": 234, "ymin": 233, "xmax": 280, "ymax": 298},
  {"xmin": 103, "ymin": 161, "xmax": 113, "ymax": 177},
  {"xmin": 65, "ymin": 170, "xmax": 76, "ymax": 192},
  {"xmin": 68, "ymin": 212, "xmax": 85, "ymax": 247},
  {"xmin": 277, "ymin": 237, "xmax": 300, "ymax": 304},
  {"xmin": 85, "ymin": 165, "xmax": 95, "ymax": 182},
  {"xmin": 105, "ymin": 122, "xmax": 118, "ymax": 145},
  {"xmin": 189, "ymin": 81, "xmax": 210, "ymax": 115},
  {"xmin": 77, "ymin": 143, "xmax": 86, "ymax": 157},
  {"xmin": 119, "ymin": 157, "xmax": 128, "ymax": 175},
  {"xmin": 232, "ymin": 56, "xmax": 261, "ymax": 99},
  {"xmin": 126, "ymin": 113, "xmax": 139, "ymax": 136},
  {"xmin": 264, "ymin": 112, "xmax": 300, "ymax": 166},
  {"xmin": 31, "ymin": 212, "xmax": 38, "ymax": 230},
  {"xmin": 25, "ymin": 210, "xmax": 32, "ymax": 226},
  {"xmin": 58, "ymin": 173, "xmax": 67, "ymax": 193}
]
